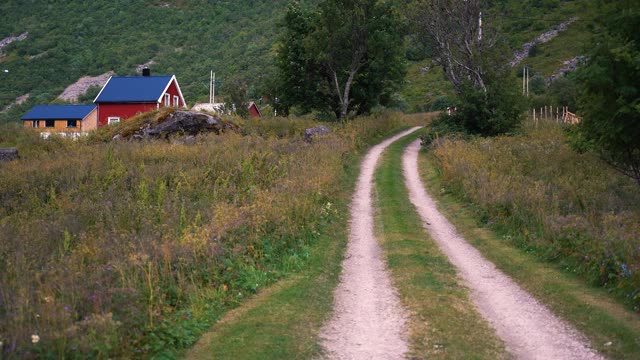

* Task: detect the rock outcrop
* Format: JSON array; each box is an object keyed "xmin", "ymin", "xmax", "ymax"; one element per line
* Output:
[
  {"xmin": 545, "ymin": 56, "xmax": 585, "ymax": 85},
  {"xmin": 57, "ymin": 72, "xmax": 114, "ymax": 103},
  {"xmin": 0, "ymin": 148, "xmax": 18, "ymax": 162},
  {"xmin": 304, "ymin": 125, "xmax": 331, "ymax": 143},
  {"xmin": 114, "ymin": 110, "xmax": 239, "ymax": 141},
  {"xmin": 510, "ymin": 18, "xmax": 578, "ymax": 67},
  {"xmin": 0, "ymin": 32, "xmax": 28, "ymax": 52}
]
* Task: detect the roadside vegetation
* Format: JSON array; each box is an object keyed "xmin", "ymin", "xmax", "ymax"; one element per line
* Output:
[
  {"xmin": 419, "ymin": 123, "xmax": 640, "ymax": 358},
  {"xmin": 0, "ymin": 111, "xmax": 413, "ymax": 358},
  {"xmin": 426, "ymin": 122, "xmax": 640, "ymax": 310}
]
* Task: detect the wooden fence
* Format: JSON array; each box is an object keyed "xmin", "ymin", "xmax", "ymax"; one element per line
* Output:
[{"xmin": 531, "ymin": 106, "xmax": 581, "ymax": 126}]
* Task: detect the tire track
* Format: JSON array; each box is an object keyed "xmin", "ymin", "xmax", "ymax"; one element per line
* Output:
[
  {"xmin": 319, "ymin": 127, "xmax": 421, "ymax": 360},
  {"xmin": 402, "ymin": 139, "xmax": 603, "ymax": 360}
]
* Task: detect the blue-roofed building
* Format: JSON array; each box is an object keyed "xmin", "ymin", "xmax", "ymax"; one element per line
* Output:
[
  {"xmin": 93, "ymin": 71, "xmax": 186, "ymax": 127},
  {"xmin": 21, "ymin": 104, "xmax": 98, "ymax": 135}
]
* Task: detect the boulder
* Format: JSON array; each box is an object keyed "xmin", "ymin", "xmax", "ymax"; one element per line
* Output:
[
  {"xmin": 0, "ymin": 148, "xmax": 18, "ymax": 162},
  {"xmin": 143, "ymin": 111, "xmax": 227, "ymax": 138},
  {"xmin": 117, "ymin": 110, "xmax": 239, "ymax": 141},
  {"xmin": 304, "ymin": 125, "xmax": 331, "ymax": 143},
  {"xmin": 172, "ymin": 135, "xmax": 197, "ymax": 145}
]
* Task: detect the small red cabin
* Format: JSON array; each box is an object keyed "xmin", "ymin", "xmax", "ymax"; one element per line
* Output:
[
  {"xmin": 248, "ymin": 102, "xmax": 262, "ymax": 118},
  {"xmin": 94, "ymin": 72, "xmax": 185, "ymax": 127}
]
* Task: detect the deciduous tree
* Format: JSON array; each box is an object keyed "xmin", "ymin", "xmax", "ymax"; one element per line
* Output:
[
  {"xmin": 410, "ymin": 0, "xmax": 524, "ymax": 135},
  {"xmin": 275, "ymin": 0, "xmax": 405, "ymax": 119},
  {"xmin": 575, "ymin": 0, "xmax": 640, "ymax": 185}
]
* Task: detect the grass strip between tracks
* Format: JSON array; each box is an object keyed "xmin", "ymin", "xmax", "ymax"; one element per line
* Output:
[{"xmin": 374, "ymin": 133, "xmax": 508, "ymax": 359}]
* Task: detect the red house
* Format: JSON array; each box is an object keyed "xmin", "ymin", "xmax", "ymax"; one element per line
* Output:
[{"xmin": 94, "ymin": 71, "xmax": 186, "ymax": 127}]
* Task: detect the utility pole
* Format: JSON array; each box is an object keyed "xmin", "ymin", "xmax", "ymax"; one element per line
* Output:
[
  {"xmin": 478, "ymin": 11, "xmax": 482, "ymax": 42},
  {"xmin": 526, "ymin": 67, "xmax": 529, "ymax": 97},
  {"xmin": 209, "ymin": 71, "xmax": 216, "ymax": 104},
  {"xmin": 522, "ymin": 67, "xmax": 530, "ymax": 97}
]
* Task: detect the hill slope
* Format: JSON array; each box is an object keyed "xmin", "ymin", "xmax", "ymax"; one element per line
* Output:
[
  {"xmin": 0, "ymin": 0, "xmax": 291, "ymax": 122},
  {"xmin": 0, "ymin": 0, "xmax": 597, "ymax": 122}
]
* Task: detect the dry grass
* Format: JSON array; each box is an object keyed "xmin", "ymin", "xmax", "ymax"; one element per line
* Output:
[
  {"xmin": 428, "ymin": 123, "xmax": 640, "ymax": 309},
  {"xmin": 0, "ymin": 111, "xmax": 412, "ymax": 358}
]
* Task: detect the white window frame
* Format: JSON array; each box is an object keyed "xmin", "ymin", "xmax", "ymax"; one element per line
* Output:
[
  {"xmin": 165, "ymin": 94, "xmax": 170, "ymax": 107},
  {"xmin": 108, "ymin": 117, "xmax": 121, "ymax": 125},
  {"xmin": 173, "ymin": 95, "xmax": 179, "ymax": 108},
  {"xmin": 32, "ymin": 120, "xmax": 40, "ymax": 128}
]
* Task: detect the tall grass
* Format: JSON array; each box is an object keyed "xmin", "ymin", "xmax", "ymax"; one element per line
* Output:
[
  {"xmin": 428, "ymin": 123, "xmax": 640, "ymax": 309},
  {"xmin": 0, "ymin": 111, "xmax": 414, "ymax": 358}
]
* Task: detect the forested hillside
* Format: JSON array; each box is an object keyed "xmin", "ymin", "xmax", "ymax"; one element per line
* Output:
[
  {"xmin": 0, "ymin": 0, "xmax": 291, "ymax": 122},
  {"xmin": 0, "ymin": 0, "xmax": 596, "ymax": 121}
]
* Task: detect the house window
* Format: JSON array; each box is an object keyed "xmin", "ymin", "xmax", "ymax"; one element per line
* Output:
[
  {"xmin": 165, "ymin": 94, "xmax": 170, "ymax": 107},
  {"xmin": 32, "ymin": 120, "xmax": 40, "ymax": 128},
  {"xmin": 67, "ymin": 120, "xmax": 77, "ymax": 128},
  {"xmin": 173, "ymin": 95, "xmax": 179, "ymax": 107},
  {"xmin": 108, "ymin": 117, "xmax": 120, "ymax": 125},
  {"xmin": 45, "ymin": 120, "xmax": 55, "ymax": 128}
]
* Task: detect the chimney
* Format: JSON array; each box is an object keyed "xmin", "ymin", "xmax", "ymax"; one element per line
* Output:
[{"xmin": 142, "ymin": 67, "xmax": 151, "ymax": 77}]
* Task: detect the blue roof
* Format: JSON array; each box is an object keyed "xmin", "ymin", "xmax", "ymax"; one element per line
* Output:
[
  {"xmin": 94, "ymin": 75, "xmax": 174, "ymax": 103},
  {"xmin": 21, "ymin": 104, "xmax": 96, "ymax": 120}
]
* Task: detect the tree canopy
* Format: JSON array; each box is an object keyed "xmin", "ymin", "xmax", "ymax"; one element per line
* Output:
[
  {"xmin": 410, "ymin": 0, "xmax": 524, "ymax": 136},
  {"xmin": 274, "ymin": 0, "xmax": 406, "ymax": 119},
  {"xmin": 575, "ymin": 0, "xmax": 640, "ymax": 185}
]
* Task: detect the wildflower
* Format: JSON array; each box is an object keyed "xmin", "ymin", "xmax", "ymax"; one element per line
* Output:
[
  {"xmin": 31, "ymin": 334, "xmax": 40, "ymax": 344},
  {"xmin": 621, "ymin": 264, "xmax": 632, "ymax": 278}
]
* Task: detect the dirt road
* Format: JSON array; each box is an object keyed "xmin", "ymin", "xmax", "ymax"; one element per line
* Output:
[
  {"xmin": 402, "ymin": 139, "xmax": 602, "ymax": 360},
  {"xmin": 319, "ymin": 127, "xmax": 421, "ymax": 359}
]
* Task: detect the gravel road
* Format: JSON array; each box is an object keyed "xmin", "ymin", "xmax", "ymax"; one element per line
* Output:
[{"xmin": 319, "ymin": 127, "xmax": 422, "ymax": 359}]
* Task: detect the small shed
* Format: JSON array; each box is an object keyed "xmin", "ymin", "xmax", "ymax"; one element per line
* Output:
[
  {"xmin": 248, "ymin": 102, "xmax": 262, "ymax": 118},
  {"xmin": 21, "ymin": 104, "xmax": 98, "ymax": 133}
]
